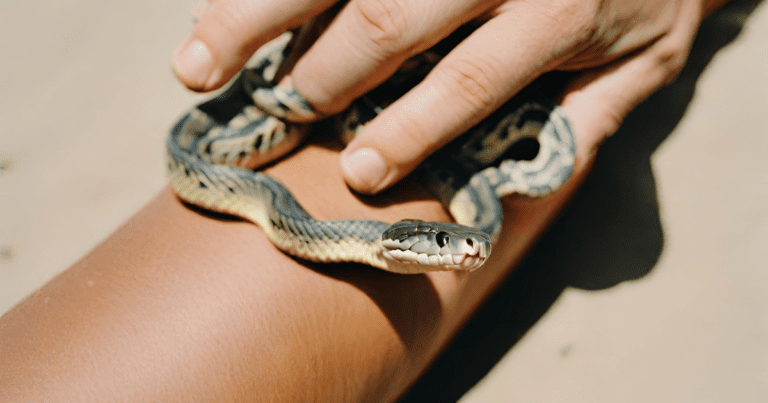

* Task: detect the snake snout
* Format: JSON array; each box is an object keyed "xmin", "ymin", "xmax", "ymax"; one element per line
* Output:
[{"xmin": 451, "ymin": 234, "xmax": 490, "ymax": 271}]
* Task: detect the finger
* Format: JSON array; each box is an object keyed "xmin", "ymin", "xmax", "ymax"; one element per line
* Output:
[
  {"xmin": 559, "ymin": 0, "xmax": 701, "ymax": 164},
  {"xmin": 191, "ymin": 0, "xmax": 211, "ymax": 21},
  {"xmin": 172, "ymin": 0, "xmax": 337, "ymax": 92},
  {"xmin": 283, "ymin": 0, "xmax": 497, "ymax": 116},
  {"xmin": 339, "ymin": 5, "xmax": 589, "ymax": 194}
]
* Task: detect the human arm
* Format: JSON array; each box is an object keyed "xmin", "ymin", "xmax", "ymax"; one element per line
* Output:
[{"xmin": 0, "ymin": 133, "xmax": 589, "ymax": 401}]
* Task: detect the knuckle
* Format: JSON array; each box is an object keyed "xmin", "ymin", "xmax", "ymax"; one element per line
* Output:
[
  {"xmin": 654, "ymin": 41, "xmax": 689, "ymax": 84},
  {"xmin": 352, "ymin": 0, "xmax": 411, "ymax": 56},
  {"xmin": 600, "ymin": 106, "xmax": 626, "ymax": 138},
  {"xmin": 438, "ymin": 57, "xmax": 502, "ymax": 111},
  {"xmin": 398, "ymin": 115, "xmax": 430, "ymax": 150},
  {"xmin": 206, "ymin": 2, "xmax": 254, "ymax": 37},
  {"xmin": 543, "ymin": 0, "xmax": 604, "ymax": 46},
  {"xmin": 388, "ymin": 112, "xmax": 434, "ymax": 160}
]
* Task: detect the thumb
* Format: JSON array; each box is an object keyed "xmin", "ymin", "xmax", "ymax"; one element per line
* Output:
[{"xmin": 559, "ymin": 7, "xmax": 698, "ymax": 162}]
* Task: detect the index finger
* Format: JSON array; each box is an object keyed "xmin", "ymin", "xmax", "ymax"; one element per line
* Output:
[{"xmin": 173, "ymin": 0, "xmax": 338, "ymax": 91}]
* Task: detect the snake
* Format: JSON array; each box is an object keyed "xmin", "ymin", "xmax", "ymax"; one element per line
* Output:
[{"xmin": 166, "ymin": 31, "xmax": 576, "ymax": 274}]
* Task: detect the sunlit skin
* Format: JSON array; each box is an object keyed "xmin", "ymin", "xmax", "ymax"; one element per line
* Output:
[{"xmin": 0, "ymin": 136, "xmax": 590, "ymax": 401}]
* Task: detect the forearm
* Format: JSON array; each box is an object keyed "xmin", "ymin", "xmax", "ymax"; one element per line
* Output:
[{"xmin": 0, "ymin": 139, "xmax": 590, "ymax": 402}]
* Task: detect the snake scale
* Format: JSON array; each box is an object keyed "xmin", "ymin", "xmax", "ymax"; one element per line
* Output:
[{"xmin": 166, "ymin": 31, "xmax": 576, "ymax": 274}]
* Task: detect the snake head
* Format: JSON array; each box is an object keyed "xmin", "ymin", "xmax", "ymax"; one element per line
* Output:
[{"xmin": 380, "ymin": 219, "xmax": 492, "ymax": 271}]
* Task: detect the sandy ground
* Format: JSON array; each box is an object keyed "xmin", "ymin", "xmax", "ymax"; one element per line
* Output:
[{"xmin": 1, "ymin": 0, "xmax": 766, "ymax": 401}]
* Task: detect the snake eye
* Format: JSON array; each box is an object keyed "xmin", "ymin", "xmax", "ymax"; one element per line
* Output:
[
  {"xmin": 436, "ymin": 231, "xmax": 449, "ymax": 248},
  {"xmin": 466, "ymin": 239, "xmax": 474, "ymax": 248}
]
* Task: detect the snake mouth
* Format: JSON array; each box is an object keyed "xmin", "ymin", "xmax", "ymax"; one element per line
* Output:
[
  {"xmin": 453, "ymin": 254, "xmax": 485, "ymax": 271},
  {"xmin": 381, "ymin": 249, "xmax": 486, "ymax": 271}
]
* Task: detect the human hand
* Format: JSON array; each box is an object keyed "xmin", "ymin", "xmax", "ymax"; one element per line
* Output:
[{"xmin": 173, "ymin": 0, "xmax": 731, "ymax": 194}]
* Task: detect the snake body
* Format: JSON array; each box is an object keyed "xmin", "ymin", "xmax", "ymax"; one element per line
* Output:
[{"xmin": 166, "ymin": 32, "xmax": 576, "ymax": 274}]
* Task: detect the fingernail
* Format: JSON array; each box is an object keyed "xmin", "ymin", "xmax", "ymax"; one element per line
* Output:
[
  {"xmin": 172, "ymin": 38, "xmax": 214, "ymax": 90},
  {"xmin": 340, "ymin": 148, "xmax": 389, "ymax": 193}
]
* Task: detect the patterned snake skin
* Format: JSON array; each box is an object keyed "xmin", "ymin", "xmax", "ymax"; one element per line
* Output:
[{"xmin": 166, "ymin": 31, "xmax": 576, "ymax": 274}]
